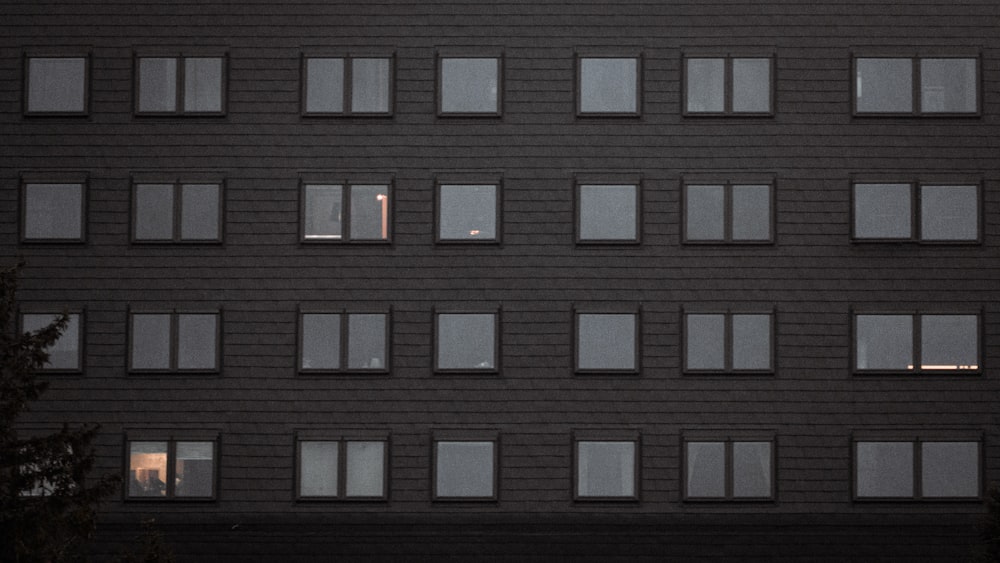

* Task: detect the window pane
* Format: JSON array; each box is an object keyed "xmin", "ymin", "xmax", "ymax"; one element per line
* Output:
[
  {"xmin": 138, "ymin": 58, "xmax": 177, "ymax": 112},
  {"xmin": 579, "ymin": 184, "xmax": 637, "ymax": 241},
  {"xmin": 921, "ymin": 315, "xmax": 978, "ymax": 370},
  {"xmin": 854, "ymin": 183, "xmax": 911, "ymax": 239},
  {"xmin": 856, "ymin": 315, "xmax": 912, "ymax": 370},
  {"xmin": 577, "ymin": 313, "xmax": 636, "ymax": 370},
  {"xmin": 856, "ymin": 58, "xmax": 912, "ymax": 113},
  {"xmin": 300, "ymin": 441, "xmax": 338, "ymax": 497},
  {"xmin": 134, "ymin": 184, "xmax": 174, "ymax": 240},
  {"xmin": 577, "ymin": 441, "xmax": 635, "ymax": 497},
  {"xmin": 346, "ymin": 441, "xmax": 385, "ymax": 497},
  {"xmin": 732, "ymin": 314, "xmax": 771, "ymax": 370},
  {"xmin": 305, "ymin": 58, "xmax": 344, "ymax": 113},
  {"xmin": 27, "ymin": 57, "xmax": 86, "ymax": 112},
  {"xmin": 24, "ymin": 183, "xmax": 83, "ymax": 240},
  {"xmin": 301, "ymin": 313, "xmax": 340, "ymax": 370},
  {"xmin": 436, "ymin": 441, "xmax": 494, "ymax": 497},
  {"xmin": 732, "ymin": 58, "xmax": 771, "ymax": 112},
  {"xmin": 440, "ymin": 58, "xmax": 498, "ymax": 113},
  {"xmin": 686, "ymin": 58, "xmax": 724, "ymax": 112},
  {"xmin": 23, "ymin": 313, "xmax": 80, "ymax": 370},
  {"xmin": 731, "ymin": 184, "xmax": 771, "ymax": 241},
  {"xmin": 129, "ymin": 441, "xmax": 168, "ymax": 497},
  {"xmin": 350, "ymin": 185, "xmax": 390, "ymax": 240},
  {"xmin": 856, "ymin": 442, "xmax": 913, "ymax": 497},
  {"xmin": 437, "ymin": 313, "xmax": 495, "ymax": 370},
  {"xmin": 580, "ymin": 58, "xmax": 637, "ymax": 113},
  {"xmin": 686, "ymin": 314, "xmax": 724, "ymax": 370},
  {"xmin": 685, "ymin": 185, "xmax": 724, "ymax": 241},
  {"xmin": 131, "ymin": 314, "xmax": 171, "ymax": 370},
  {"xmin": 347, "ymin": 314, "xmax": 386, "ymax": 370},
  {"xmin": 175, "ymin": 441, "xmax": 214, "ymax": 497},
  {"xmin": 177, "ymin": 314, "xmax": 217, "ymax": 370},
  {"xmin": 184, "ymin": 58, "xmax": 222, "ymax": 112},
  {"xmin": 352, "ymin": 58, "xmax": 391, "ymax": 113},
  {"xmin": 921, "ymin": 58, "xmax": 976, "ymax": 113},
  {"xmin": 687, "ymin": 442, "xmax": 725, "ymax": 497},
  {"xmin": 180, "ymin": 184, "xmax": 220, "ymax": 240},
  {"xmin": 733, "ymin": 442, "xmax": 771, "ymax": 497},
  {"xmin": 438, "ymin": 184, "xmax": 497, "ymax": 240},
  {"xmin": 922, "ymin": 442, "xmax": 979, "ymax": 498},
  {"xmin": 303, "ymin": 184, "xmax": 343, "ymax": 239},
  {"xmin": 920, "ymin": 185, "xmax": 977, "ymax": 241}
]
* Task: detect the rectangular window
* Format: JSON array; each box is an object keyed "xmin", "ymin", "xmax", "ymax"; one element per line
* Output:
[
  {"xmin": 299, "ymin": 312, "xmax": 388, "ymax": 372},
  {"xmin": 439, "ymin": 56, "xmax": 501, "ymax": 115},
  {"xmin": 685, "ymin": 440, "xmax": 774, "ymax": 500},
  {"xmin": 684, "ymin": 183, "xmax": 772, "ymax": 242},
  {"xmin": 854, "ymin": 56, "xmax": 977, "ymax": 115},
  {"xmin": 25, "ymin": 56, "xmax": 87, "ymax": 114},
  {"xmin": 434, "ymin": 440, "xmax": 496, "ymax": 500},
  {"xmin": 435, "ymin": 312, "xmax": 497, "ymax": 372},
  {"xmin": 136, "ymin": 55, "xmax": 225, "ymax": 114},
  {"xmin": 129, "ymin": 312, "xmax": 220, "ymax": 372},
  {"xmin": 303, "ymin": 55, "xmax": 392, "ymax": 115},
  {"xmin": 685, "ymin": 312, "xmax": 773, "ymax": 373},
  {"xmin": 578, "ymin": 56, "xmax": 639, "ymax": 115},
  {"xmin": 133, "ymin": 182, "xmax": 222, "ymax": 242},
  {"xmin": 22, "ymin": 182, "xmax": 85, "ymax": 242},
  {"xmin": 853, "ymin": 183, "xmax": 979, "ymax": 242},
  {"xmin": 577, "ymin": 183, "xmax": 639, "ymax": 242},
  {"xmin": 301, "ymin": 183, "xmax": 391, "ymax": 242},
  {"xmin": 575, "ymin": 440, "xmax": 637, "ymax": 500},
  {"xmin": 437, "ymin": 183, "xmax": 498, "ymax": 242},
  {"xmin": 127, "ymin": 439, "xmax": 216, "ymax": 499},
  {"xmin": 855, "ymin": 440, "xmax": 980, "ymax": 499},
  {"xmin": 297, "ymin": 439, "xmax": 387, "ymax": 499},
  {"xmin": 685, "ymin": 56, "xmax": 772, "ymax": 114},
  {"xmin": 20, "ymin": 313, "xmax": 82, "ymax": 371},
  {"xmin": 854, "ymin": 313, "xmax": 979, "ymax": 373},
  {"xmin": 575, "ymin": 312, "xmax": 638, "ymax": 373}
]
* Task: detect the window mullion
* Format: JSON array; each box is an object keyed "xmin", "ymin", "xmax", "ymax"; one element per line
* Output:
[
  {"xmin": 913, "ymin": 439, "xmax": 922, "ymax": 499},
  {"xmin": 343, "ymin": 184, "xmax": 352, "ymax": 242},
  {"xmin": 170, "ymin": 312, "xmax": 179, "ymax": 371},
  {"xmin": 339, "ymin": 440, "xmax": 347, "ymax": 498},
  {"xmin": 724, "ymin": 312, "xmax": 733, "ymax": 372},
  {"xmin": 724, "ymin": 183, "xmax": 733, "ymax": 242},
  {"xmin": 724, "ymin": 57, "xmax": 733, "ymax": 114},
  {"xmin": 340, "ymin": 313, "xmax": 350, "ymax": 371},
  {"xmin": 175, "ymin": 56, "xmax": 185, "ymax": 113},
  {"xmin": 724, "ymin": 441, "xmax": 734, "ymax": 499},
  {"xmin": 911, "ymin": 58, "xmax": 920, "ymax": 115},
  {"xmin": 343, "ymin": 57, "xmax": 353, "ymax": 114},
  {"xmin": 166, "ymin": 440, "xmax": 177, "ymax": 498},
  {"xmin": 173, "ymin": 183, "xmax": 183, "ymax": 241}
]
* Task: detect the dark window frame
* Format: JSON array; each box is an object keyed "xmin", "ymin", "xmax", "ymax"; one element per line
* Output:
[
  {"xmin": 133, "ymin": 51, "xmax": 228, "ymax": 116},
  {"xmin": 436, "ymin": 50, "xmax": 504, "ymax": 118},
  {"xmin": 572, "ymin": 430, "xmax": 641, "ymax": 502},
  {"xmin": 300, "ymin": 51, "xmax": 395, "ymax": 117},
  {"xmin": 574, "ymin": 179, "xmax": 642, "ymax": 244},
  {"xmin": 23, "ymin": 51, "xmax": 91, "ymax": 116},
  {"xmin": 851, "ymin": 310, "xmax": 982, "ymax": 375},
  {"xmin": 433, "ymin": 309, "xmax": 501, "ymax": 375},
  {"xmin": 294, "ymin": 432, "xmax": 390, "ymax": 501},
  {"xmin": 681, "ymin": 433, "xmax": 777, "ymax": 502},
  {"xmin": 299, "ymin": 179, "xmax": 394, "ymax": 244},
  {"xmin": 682, "ymin": 309, "xmax": 776, "ymax": 375},
  {"xmin": 575, "ymin": 52, "xmax": 643, "ymax": 117},
  {"xmin": 297, "ymin": 309, "xmax": 391, "ymax": 374},
  {"xmin": 573, "ymin": 308, "xmax": 641, "ymax": 375},
  {"xmin": 131, "ymin": 178, "xmax": 225, "ymax": 243},
  {"xmin": 681, "ymin": 179, "xmax": 776, "ymax": 244},
  {"xmin": 851, "ymin": 54, "xmax": 981, "ymax": 117},
  {"xmin": 852, "ymin": 435, "xmax": 983, "ymax": 502},
  {"xmin": 18, "ymin": 309, "xmax": 85, "ymax": 374},
  {"xmin": 681, "ymin": 52, "xmax": 776, "ymax": 116},
  {"xmin": 431, "ymin": 431, "xmax": 500, "ymax": 502},
  {"xmin": 19, "ymin": 174, "xmax": 88, "ymax": 244},
  {"xmin": 434, "ymin": 180, "xmax": 502, "ymax": 244},
  {"xmin": 124, "ymin": 434, "xmax": 219, "ymax": 501},
  {"xmin": 127, "ymin": 309, "xmax": 222, "ymax": 374},
  {"xmin": 850, "ymin": 180, "xmax": 982, "ymax": 244}
]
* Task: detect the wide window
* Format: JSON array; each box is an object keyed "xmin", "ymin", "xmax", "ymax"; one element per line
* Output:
[
  {"xmin": 435, "ymin": 313, "xmax": 497, "ymax": 372},
  {"xmin": 685, "ymin": 440, "xmax": 773, "ymax": 500},
  {"xmin": 303, "ymin": 56, "xmax": 392, "ymax": 115},
  {"xmin": 437, "ymin": 184, "xmax": 498, "ymax": 242},
  {"xmin": 129, "ymin": 312, "xmax": 220, "ymax": 372},
  {"xmin": 434, "ymin": 440, "xmax": 496, "ymax": 499},
  {"xmin": 684, "ymin": 183, "xmax": 772, "ymax": 242},
  {"xmin": 855, "ymin": 440, "xmax": 980, "ymax": 499},
  {"xmin": 299, "ymin": 312, "xmax": 388, "ymax": 372},
  {"xmin": 575, "ymin": 440, "xmax": 637, "ymax": 499},
  {"xmin": 133, "ymin": 182, "xmax": 221, "ymax": 242},
  {"xmin": 685, "ymin": 56, "xmax": 772, "ymax": 114},
  {"xmin": 575, "ymin": 312, "xmax": 637, "ymax": 373},
  {"xmin": 854, "ymin": 57, "xmax": 977, "ymax": 114},
  {"xmin": 136, "ymin": 55, "xmax": 225, "ymax": 114},
  {"xmin": 22, "ymin": 182, "xmax": 84, "ymax": 242},
  {"xmin": 21, "ymin": 313, "xmax": 82, "ymax": 371},
  {"xmin": 25, "ymin": 56, "xmax": 87, "ymax": 114},
  {"xmin": 578, "ymin": 56, "xmax": 639, "ymax": 115},
  {"xmin": 685, "ymin": 312, "xmax": 773, "ymax": 373},
  {"xmin": 853, "ymin": 183, "xmax": 979, "ymax": 242},
  {"xmin": 127, "ymin": 439, "xmax": 216, "ymax": 499},
  {"xmin": 577, "ymin": 184, "xmax": 639, "ymax": 242},
  {"xmin": 297, "ymin": 439, "xmax": 387, "ymax": 499},
  {"xmin": 439, "ymin": 56, "xmax": 500, "ymax": 115},
  {"xmin": 854, "ymin": 313, "xmax": 979, "ymax": 373},
  {"xmin": 302, "ymin": 183, "xmax": 391, "ymax": 242}
]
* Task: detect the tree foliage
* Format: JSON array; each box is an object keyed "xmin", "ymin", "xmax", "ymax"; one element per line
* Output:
[{"xmin": 975, "ymin": 483, "xmax": 1000, "ymax": 562}]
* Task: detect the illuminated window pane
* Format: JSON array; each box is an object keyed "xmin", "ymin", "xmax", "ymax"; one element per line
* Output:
[
  {"xmin": 349, "ymin": 185, "xmax": 389, "ymax": 241},
  {"xmin": 128, "ymin": 441, "xmax": 168, "ymax": 497}
]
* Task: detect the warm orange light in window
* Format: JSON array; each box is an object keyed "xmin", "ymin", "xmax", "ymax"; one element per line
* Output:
[
  {"xmin": 470, "ymin": 230, "xmax": 480, "ymax": 236},
  {"xmin": 377, "ymin": 193, "xmax": 388, "ymax": 239}
]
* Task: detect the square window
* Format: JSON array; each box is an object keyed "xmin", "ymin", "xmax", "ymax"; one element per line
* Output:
[
  {"xmin": 920, "ymin": 315, "xmax": 978, "ymax": 371},
  {"xmin": 576, "ymin": 313, "xmax": 637, "ymax": 372},
  {"xmin": 684, "ymin": 183, "xmax": 772, "ymax": 243},
  {"xmin": 298, "ymin": 439, "xmax": 387, "ymax": 499},
  {"xmin": 685, "ymin": 440, "xmax": 773, "ymax": 500},
  {"xmin": 686, "ymin": 57, "xmax": 772, "ymax": 114},
  {"xmin": 856, "ymin": 441, "xmax": 914, "ymax": 498},
  {"xmin": 134, "ymin": 182, "xmax": 222, "ymax": 242},
  {"xmin": 22, "ymin": 183, "xmax": 84, "ymax": 242},
  {"xmin": 855, "ymin": 314, "xmax": 913, "ymax": 371},
  {"xmin": 921, "ymin": 442, "xmax": 979, "ymax": 498},
  {"xmin": 137, "ymin": 55, "xmax": 225, "ymax": 114},
  {"xmin": 439, "ymin": 57, "xmax": 500, "ymax": 115},
  {"xmin": 855, "ymin": 313, "xmax": 979, "ymax": 373},
  {"xmin": 434, "ymin": 440, "xmax": 496, "ymax": 499},
  {"xmin": 437, "ymin": 184, "xmax": 498, "ymax": 242},
  {"xmin": 578, "ymin": 57, "xmax": 639, "ymax": 114},
  {"xmin": 127, "ymin": 439, "xmax": 216, "ymax": 499},
  {"xmin": 299, "ymin": 312, "xmax": 388, "ymax": 372},
  {"xmin": 26, "ymin": 56, "xmax": 87, "ymax": 114},
  {"xmin": 856, "ymin": 58, "xmax": 913, "ymax": 113},
  {"xmin": 129, "ymin": 312, "xmax": 219, "ymax": 372},
  {"xmin": 578, "ymin": 184, "xmax": 638, "ymax": 242},
  {"xmin": 853, "ymin": 183, "xmax": 912, "ymax": 239},
  {"xmin": 21, "ymin": 313, "xmax": 82, "ymax": 371},
  {"xmin": 576, "ymin": 441, "xmax": 636, "ymax": 499},
  {"xmin": 435, "ymin": 313, "xmax": 496, "ymax": 372},
  {"xmin": 685, "ymin": 312, "xmax": 772, "ymax": 373},
  {"xmin": 303, "ymin": 56, "xmax": 392, "ymax": 115},
  {"xmin": 920, "ymin": 58, "xmax": 977, "ymax": 113},
  {"xmin": 302, "ymin": 183, "xmax": 391, "ymax": 242},
  {"xmin": 855, "ymin": 56, "xmax": 978, "ymax": 115},
  {"xmin": 920, "ymin": 185, "xmax": 978, "ymax": 241}
]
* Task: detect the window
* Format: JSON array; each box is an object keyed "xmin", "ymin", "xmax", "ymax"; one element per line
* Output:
[
  {"xmin": 578, "ymin": 56, "xmax": 639, "ymax": 115},
  {"xmin": 297, "ymin": 439, "xmax": 387, "ymax": 499},
  {"xmin": 434, "ymin": 440, "xmax": 497, "ymax": 500},
  {"xmin": 685, "ymin": 440, "xmax": 774, "ymax": 500},
  {"xmin": 437, "ymin": 184, "xmax": 498, "ymax": 242},
  {"xmin": 127, "ymin": 439, "xmax": 216, "ymax": 499},
  {"xmin": 21, "ymin": 312, "xmax": 82, "ymax": 371},
  {"xmin": 136, "ymin": 55, "xmax": 225, "ymax": 114},
  {"xmin": 685, "ymin": 56, "xmax": 772, "ymax": 114},
  {"xmin": 853, "ymin": 183, "xmax": 979, "ymax": 242},
  {"xmin": 301, "ymin": 183, "xmax": 391, "ymax": 242},
  {"xmin": 854, "ymin": 313, "xmax": 979, "ymax": 373},
  {"xmin": 129, "ymin": 312, "xmax": 220, "ymax": 372},
  {"xmin": 299, "ymin": 312, "xmax": 388, "ymax": 372},
  {"xmin": 438, "ymin": 56, "xmax": 501, "ymax": 115},
  {"xmin": 22, "ymin": 182, "xmax": 85, "ymax": 242},
  {"xmin": 575, "ymin": 312, "xmax": 638, "ymax": 373},
  {"xmin": 685, "ymin": 312, "xmax": 773, "ymax": 373},
  {"xmin": 684, "ymin": 183, "xmax": 772, "ymax": 242},
  {"xmin": 435, "ymin": 312, "xmax": 497, "ymax": 372},
  {"xmin": 302, "ymin": 55, "xmax": 392, "ymax": 115},
  {"xmin": 855, "ymin": 440, "xmax": 980, "ymax": 499},
  {"xmin": 133, "ymin": 182, "xmax": 222, "ymax": 242},
  {"xmin": 854, "ymin": 57, "xmax": 977, "ymax": 114},
  {"xmin": 577, "ymin": 184, "xmax": 639, "ymax": 242},
  {"xmin": 575, "ymin": 440, "xmax": 637, "ymax": 500},
  {"xmin": 25, "ymin": 56, "xmax": 87, "ymax": 114}
]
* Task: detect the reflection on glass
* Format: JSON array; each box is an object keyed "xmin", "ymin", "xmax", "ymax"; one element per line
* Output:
[
  {"xmin": 131, "ymin": 314, "xmax": 171, "ymax": 370},
  {"xmin": 138, "ymin": 58, "xmax": 177, "ymax": 112},
  {"xmin": 135, "ymin": 184, "xmax": 174, "ymax": 240},
  {"xmin": 28, "ymin": 57, "xmax": 86, "ymax": 113},
  {"xmin": 920, "ymin": 185, "xmax": 977, "ymax": 241},
  {"xmin": 440, "ymin": 58, "xmax": 498, "ymax": 113},
  {"xmin": 854, "ymin": 183, "xmax": 911, "ymax": 239},
  {"xmin": 921, "ymin": 442, "xmax": 979, "ymax": 497},
  {"xmin": 855, "ymin": 315, "xmax": 912, "ymax": 370},
  {"xmin": 856, "ymin": 441, "xmax": 913, "ymax": 497},
  {"xmin": 438, "ymin": 184, "xmax": 496, "ymax": 240},
  {"xmin": 732, "ymin": 314, "xmax": 771, "ymax": 370},
  {"xmin": 686, "ymin": 314, "xmax": 725, "ymax": 370},
  {"xmin": 685, "ymin": 185, "xmax": 725, "ymax": 240},
  {"xmin": 184, "ymin": 58, "xmax": 222, "ymax": 112},
  {"xmin": 732, "ymin": 58, "xmax": 771, "ymax": 112},
  {"xmin": 301, "ymin": 313, "xmax": 340, "ymax": 370},
  {"xmin": 437, "ymin": 313, "xmax": 495, "ymax": 370},
  {"xmin": 300, "ymin": 441, "xmax": 338, "ymax": 496},
  {"xmin": 304, "ymin": 184, "xmax": 343, "ymax": 239},
  {"xmin": 579, "ymin": 184, "xmax": 637, "ymax": 240},
  {"xmin": 732, "ymin": 184, "xmax": 771, "ymax": 241},
  {"xmin": 175, "ymin": 441, "xmax": 214, "ymax": 497},
  {"xmin": 856, "ymin": 58, "xmax": 912, "ymax": 113},
  {"xmin": 580, "ymin": 58, "xmax": 637, "ymax": 113},
  {"xmin": 346, "ymin": 441, "xmax": 385, "ymax": 496},
  {"xmin": 306, "ymin": 58, "xmax": 344, "ymax": 113},
  {"xmin": 347, "ymin": 314, "xmax": 386, "ymax": 370},
  {"xmin": 686, "ymin": 58, "xmax": 725, "ymax": 112},
  {"xmin": 577, "ymin": 441, "xmax": 635, "ymax": 497},
  {"xmin": 687, "ymin": 442, "xmax": 725, "ymax": 497},
  {"xmin": 22, "ymin": 313, "xmax": 80, "ymax": 370},
  {"xmin": 733, "ymin": 442, "xmax": 771, "ymax": 497},
  {"xmin": 920, "ymin": 58, "xmax": 976, "ymax": 113},
  {"xmin": 177, "ymin": 314, "xmax": 217, "ymax": 370},
  {"xmin": 436, "ymin": 441, "xmax": 494, "ymax": 497},
  {"xmin": 577, "ymin": 314, "xmax": 635, "ymax": 370},
  {"xmin": 352, "ymin": 58, "xmax": 391, "ymax": 113},
  {"xmin": 920, "ymin": 315, "xmax": 978, "ymax": 370}
]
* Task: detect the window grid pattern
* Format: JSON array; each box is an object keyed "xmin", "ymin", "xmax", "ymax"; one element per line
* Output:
[
  {"xmin": 301, "ymin": 183, "xmax": 391, "ymax": 242},
  {"xmin": 854, "ymin": 439, "xmax": 981, "ymax": 500},
  {"xmin": 129, "ymin": 311, "xmax": 220, "ymax": 373},
  {"xmin": 136, "ymin": 55, "xmax": 225, "ymax": 115},
  {"xmin": 684, "ymin": 311, "xmax": 774, "ymax": 373},
  {"xmin": 133, "ymin": 182, "xmax": 222, "ymax": 242},
  {"xmin": 684, "ymin": 439, "xmax": 774, "ymax": 501},
  {"xmin": 303, "ymin": 55, "xmax": 393, "ymax": 115},
  {"xmin": 299, "ymin": 312, "xmax": 389, "ymax": 373},
  {"xmin": 854, "ymin": 313, "xmax": 980, "ymax": 374},
  {"xmin": 854, "ymin": 56, "xmax": 978, "ymax": 115},
  {"xmin": 684, "ymin": 182, "xmax": 773, "ymax": 243},
  {"xmin": 852, "ymin": 182, "xmax": 980, "ymax": 242},
  {"xmin": 684, "ymin": 55, "xmax": 773, "ymax": 115},
  {"xmin": 297, "ymin": 439, "xmax": 388, "ymax": 500},
  {"xmin": 127, "ymin": 439, "xmax": 216, "ymax": 500}
]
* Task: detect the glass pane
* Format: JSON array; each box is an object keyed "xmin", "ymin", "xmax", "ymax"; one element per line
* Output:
[
  {"xmin": 685, "ymin": 185, "xmax": 724, "ymax": 241},
  {"xmin": 856, "ymin": 58, "xmax": 912, "ymax": 113},
  {"xmin": 577, "ymin": 441, "xmax": 635, "ymax": 497},
  {"xmin": 854, "ymin": 183, "xmax": 911, "ymax": 239},
  {"xmin": 921, "ymin": 58, "xmax": 976, "ymax": 113},
  {"xmin": 131, "ymin": 314, "xmax": 171, "ymax": 370},
  {"xmin": 922, "ymin": 442, "xmax": 979, "ymax": 498},
  {"xmin": 686, "ymin": 442, "xmax": 725, "ymax": 497},
  {"xmin": 921, "ymin": 315, "xmax": 978, "ymax": 370},
  {"xmin": 920, "ymin": 185, "xmax": 977, "ymax": 241},
  {"xmin": 300, "ymin": 441, "xmax": 338, "ymax": 497},
  {"xmin": 440, "ymin": 58, "xmax": 498, "ymax": 113},
  {"xmin": 732, "ymin": 314, "xmax": 771, "ymax": 370},
  {"xmin": 24, "ymin": 183, "xmax": 83, "ymax": 240},
  {"xmin": 349, "ymin": 185, "xmax": 390, "ymax": 240},
  {"xmin": 856, "ymin": 442, "xmax": 913, "ymax": 497},
  {"xmin": 301, "ymin": 313, "xmax": 340, "ymax": 370},
  {"xmin": 732, "ymin": 58, "xmax": 771, "ymax": 112},
  {"xmin": 129, "ymin": 441, "xmax": 168, "ymax": 497},
  {"xmin": 175, "ymin": 441, "xmax": 214, "ymax": 497},
  {"xmin": 352, "ymin": 58, "xmax": 390, "ymax": 113},
  {"xmin": 184, "ymin": 58, "xmax": 222, "ymax": 112},
  {"xmin": 686, "ymin": 314, "xmax": 724, "ymax": 370},
  {"xmin": 177, "ymin": 314, "xmax": 217, "ymax": 370},
  {"xmin": 580, "ymin": 58, "xmax": 637, "ymax": 113},
  {"xmin": 855, "ymin": 315, "xmax": 912, "ymax": 370},
  {"xmin": 732, "ymin": 185, "xmax": 771, "ymax": 241},
  {"xmin": 180, "ymin": 184, "xmax": 220, "ymax": 240},
  {"xmin": 438, "ymin": 184, "xmax": 497, "ymax": 240},
  {"xmin": 578, "ymin": 184, "xmax": 637, "ymax": 241},
  {"xmin": 733, "ymin": 442, "xmax": 771, "ymax": 497},
  {"xmin": 303, "ymin": 184, "xmax": 343, "ymax": 239},
  {"xmin": 437, "ymin": 313, "xmax": 495, "ymax": 370},
  {"xmin": 686, "ymin": 58, "xmax": 724, "ymax": 112},
  {"xmin": 577, "ymin": 313, "xmax": 636, "ymax": 370},
  {"xmin": 22, "ymin": 313, "xmax": 80, "ymax": 370},
  {"xmin": 134, "ymin": 184, "xmax": 174, "ymax": 240},
  {"xmin": 347, "ymin": 314, "xmax": 386, "ymax": 370},
  {"xmin": 305, "ymin": 58, "xmax": 344, "ymax": 113},
  {"xmin": 346, "ymin": 441, "xmax": 385, "ymax": 496},
  {"xmin": 28, "ymin": 57, "xmax": 86, "ymax": 112},
  {"xmin": 436, "ymin": 441, "xmax": 494, "ymax": 497},
  {"xmin": 138, "ymin": 58, "xmax": 177, "ymax": 112}
]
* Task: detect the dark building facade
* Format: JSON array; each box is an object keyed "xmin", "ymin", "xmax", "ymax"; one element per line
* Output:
[{"xmin": 3, "ymin": 1, "xmax": 999, "ymax": 560}]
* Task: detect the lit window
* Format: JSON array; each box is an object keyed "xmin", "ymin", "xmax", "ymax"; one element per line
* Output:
[
  {"xmin": 21, "ymin": 313, "xmax": 82, "ymax": 371},
  {"xmin": 303, "ymin": 56, "xmax": 392, "ymax": 115},
  {"xmin": 127, "ymin": 440, "xmax": 216, "ymax": 499},
  {"xmin": 435, "ymin": 313, "xmax": 497, "ymax": 372},
  {"xmin": 576, "ymin": 313, "xmax": 637, "ymax": 372},
  {"xmin": 855, "ymin": 440, "xmax": 979, "ymax": 499},
  {"xmin": 129, "ymin": 312, "xmax": 220, "ymax": 372},
  {"xmin": 854, "ymin": 313, "xmax": 979, "ymax": 372},
  {"xmin": 684, "ymin": 183, "xmax": 772, "ymax": 242},
  {"xmin": 22, "ymin": 182, "xmax": 84, "ymax": 242},
  {"xmin": 577, "ymin": 184, "xmax": 638, "ymax": 242},
  {"xmin": 437, "ymin": 184, "xmax": 498, "ymax": 242},
  {"xmin": 302, "ymin": 183, "xmax": 391, "ymax": 242},
  {"xmin": 434, "ymin": 440, "xmax": 496, "ymax": 499},
  {"xmin": 575, "ymin": 441, "xmax": 637, "ymax": 499},
  {"xmin": 298, "ymin": 440, "xmax": 387, "ymax": 499},
  {"xmin": 578, "ymin": 57, "xmax": 639, "ymax": 114},
  {"xmin": 134, "ymin": 182, "xmax": 221, "ymax": 242},
  {"xmin": 299, "ymin": 312, "xmax": 388, "ymax": 372},
  {"xmin": 854, "ymin": 57, "xmax": 977, "ymax": 114},
  {"xmin": 685, "ymin": 312, "xmax": 772, "ymax": 373},
  {"xmin": 137, "ymin": 55, "xmax": 225, "ymax": 114},
  {"xmin": 853, "ymin": 183, "xmax": 979, "ymax": 242},
  {"xmin": 25, "ymin": 56, "xmax": 87, "ymax": 114},
  {"xmin": 439, "ymin": 56, "xmax": 500, "ymax": 115},
  {"xmin": 685, "ymin": 56, "xmax": 772, "ymax": 114},
  {"xmin": 685, "ymin": 440, "xmax": 773, "ymax": 500}
]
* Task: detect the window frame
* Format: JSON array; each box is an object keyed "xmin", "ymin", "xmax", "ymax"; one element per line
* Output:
[
  {"xmin": 575, "ymin": 52, "xmax": 643, "ymax": 117},
  {"xmin": 127, "ymin": 309, "xmax": 222, "ymax": 374},
  {"xmin": 681, "ymin": 179, "xmax": 776, "ymax": 244},
  {"xmin": 681, "ymin": 52, "xmax": 776, "ymax": 116},
  {"xmin": 433, "ymin": 309, "xmax": 501, "ymax": 375},
  {"xmin": 300, "ymin": 51, "xmax": 395, "ymax": 117},
  {"xmin": 297, "ymin": 309, "xmax": 391, "ymax": 374},
  {"xmin": 299, "ymin": 178, "xmax": 394, "ymax": 244},
  {"xmin": 294, "ymin": 432, "xmax": 390, "ymax": 501},
  {"xmin": 572, "ymin": 430, "xmax": 641, "ymax": 502},
  {"xmin": 851, "ymin": 54, "xmax": 981, "ymax": 117},
  {"xmin": 850, "ymin": 180, "xmax": 982, "ymax": 244},
  {"xmin": 852, "ymin": 434, "xmax": 983, "ymax": 502},
  {"xmin": 431, "ymin": 431, "xmax": 500, "ymax": 502},
  {"xmin": 682, "ymin": 309, "xmax": 776, "ymax": 375},
  {"xmin": 575, "ymin": 178, "xmax": 642, "ymax": 244},
  {"xmin": 18, "ymin": 309, "xmax": 85, "ymax": 374},
  {"xmin": 573, "ymin": 308, "xmax": 641, "ymax": 375},
  {"xmin": 436, "ymin": 50, "xmax": 503, "ymax": 117},
  {"xmin": 124, "ymin": 433, "xmax": 219, "ymax": 501},
  {"xmin": 434, "ymin": 179, "xmax": 502, "ymax": 244},
  {"xmin": 130, "ymin": 177, "xmax": 225, "ymax": 243},
  {"xmin": 851, "ymin": 311, "xmax": 982, "ymax": 375},
  {"xmin": 133, "ymin": 51, "xmax": 228, "ymax": 116},
  {"xmin": 19, "ymin": 174, "xmax": 88, "ymax": 244},
  {"xmin": 681, "ymin": 433, "xmax": 777, "ymax": 502},
  {"xmin": 23, "ymin": 51, "xmax": 91, "ymax": 116}
]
